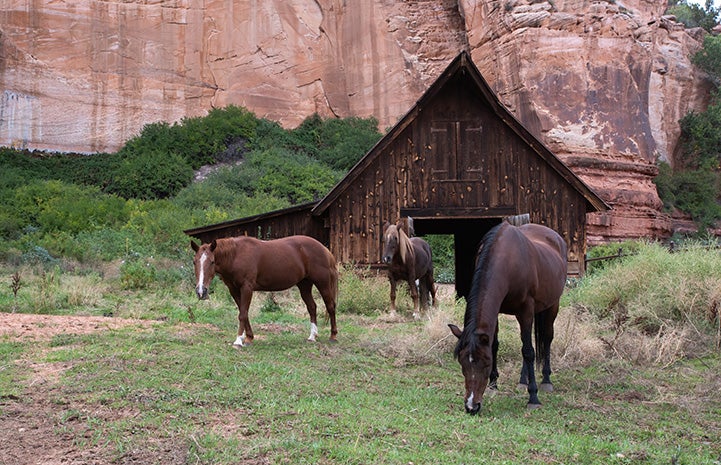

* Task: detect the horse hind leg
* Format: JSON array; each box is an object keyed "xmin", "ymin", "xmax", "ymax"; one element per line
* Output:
[
  {"xmin": 410, "ymin": 279, "xmax": 421, "ymax": 319},
  {"xmin": 538, "ymin": 305, "xmax": 558, "ymax": 393},
  {"xmin": 318, "ymin": 276, "xmax": 338, "ymax": 342},
  {"xmin": 418, "ymin": 279, "xmax": 429, "ymax": 313},
  {"xmin": 297, "ymin": 280, "xmax": 319, "ymax": 342}
]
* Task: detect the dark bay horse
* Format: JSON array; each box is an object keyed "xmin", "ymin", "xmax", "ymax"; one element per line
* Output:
[
  {"xmin": 448, "ymin": 222, "xmax": 567, "ymax": 414},
  {"xmin": 382, "ymin": 220, "xmax": 436, "ymax": 318},
  {"xmin": 191, "ymin": 235, "xmax": 338, "ymax": 346}
]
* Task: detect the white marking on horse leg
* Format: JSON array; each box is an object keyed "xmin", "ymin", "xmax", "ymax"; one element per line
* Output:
[
  {"xmin": 308, "ymin": 322, "xmax": 318, "ymax": 341},
  {"xmin": 233, "ymin": 331, "xmax": 245, "ymax": 347}
]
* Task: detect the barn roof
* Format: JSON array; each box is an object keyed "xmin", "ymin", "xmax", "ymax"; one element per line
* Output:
[
  {"xmin": 311, "ymin": 50, "xmax": 609, "ymax": 216},
  {"xmin": 184, "ymin": 201, "xmax": 316, "ymax": 238}
]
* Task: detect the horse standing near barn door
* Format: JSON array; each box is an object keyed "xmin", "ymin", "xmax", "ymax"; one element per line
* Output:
[
  {"xmin": 382, "ymin": 219, "xmax": 436, "ymax": 318},
  {"xmin": 448, "ymin": 221, "xmax": 567, "ymax": 414},
  {"xmin": 191, "ymin": 235, "xmax": 338, "ymax": 346}
]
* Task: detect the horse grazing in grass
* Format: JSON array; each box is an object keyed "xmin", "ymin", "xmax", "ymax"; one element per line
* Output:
[
  {"xmin": 191, "ymin": 235, "xmax": 338, "ymax": 346},
  {"xmin": 382, "ymin": 220, "xmax": 436, "ymax": 318},
  {"xmin": 448, "ymin": 222, "xmax": 567, "ymax": 414}
]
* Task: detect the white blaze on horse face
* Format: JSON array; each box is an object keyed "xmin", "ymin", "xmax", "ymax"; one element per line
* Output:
[
  {"xmin": 196, "ymin": 251, "xmax": 208, "ymax": 296},
  {"xmin": 466, "ymin": 392, "xmax": 475, "ymax": 411}
]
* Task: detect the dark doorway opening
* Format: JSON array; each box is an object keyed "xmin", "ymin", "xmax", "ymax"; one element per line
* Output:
[{"xmin": 410, "ymin": 217, "xmax": 502, "ymax": 299}]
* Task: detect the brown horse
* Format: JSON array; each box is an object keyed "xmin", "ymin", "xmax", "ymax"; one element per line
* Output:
[
  {"xmin": 448, "ymin": 221, "xmax": 567, "ymax": 414},
  {"xmin": 191, "ymin": 235, "xmax": 338, "ymax": 346},
  {"xmin": 382, "ymin": 220, "xmax": 436, "ymax": 318}
]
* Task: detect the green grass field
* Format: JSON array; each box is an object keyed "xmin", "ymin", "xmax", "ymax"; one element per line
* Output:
[{"xmin": 1, "ymin": 254, "xmax": 720, "ymax": 464}]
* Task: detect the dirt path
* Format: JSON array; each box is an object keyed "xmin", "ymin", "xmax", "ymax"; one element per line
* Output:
[{"xmin": 0, "ymin": 312, "xmax": 170, "ymax": 465}]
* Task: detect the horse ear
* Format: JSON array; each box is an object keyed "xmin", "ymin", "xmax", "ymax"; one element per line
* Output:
[
  {"xmin": 383, "ymin": 221, "xmax": 391, "ymax": 233},
  {"xmin": 448, "ymin": 324, "xmax": 463, "ymax": 339},
  {"xmin": 191, "ymin": 240, "xmax": 200, "ymax": 252},
  {"xmin": 397, "ymin": 218, "xmax": 413, "ymax": 236},
  {"xmin": 210, "ymin": 240, "xmax": 218, "ymax": 252}
]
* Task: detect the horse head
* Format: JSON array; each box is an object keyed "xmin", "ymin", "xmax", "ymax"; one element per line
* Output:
[
  {"xmin": 382, "ymin": 223, "xmax": 399, "ymax": 264},
  {"xmin": 449, "ymin": 323, "xmax": 494, "ymax": 415},
  {"xmin": 191, "ymin": 240, "xmax": 217, "ymax": 300},
  {"xmin": 382, "ymin": 221, "xmax": 414, "ymax": 265}
]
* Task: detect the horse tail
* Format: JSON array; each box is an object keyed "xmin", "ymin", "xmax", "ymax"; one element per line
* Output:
[
  {"xmin": 329, "ymin": 253, "xmax": 339, "ymax": 309},
  {"xmin": 534, "ymin": 310, "xmax": 548, "ymax": 369}
]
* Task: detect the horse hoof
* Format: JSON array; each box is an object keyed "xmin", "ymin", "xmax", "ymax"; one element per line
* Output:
[
  {"xmin": 540, "ymin": 383, "xmax": 554, "ymax": 393},
  {"xmin": 328, "ymin": 338, "xmax": 338, "ymax": 344},
  {"xmin": 526, "ymin": 403, "xmax": 542, "ymax": 411}
]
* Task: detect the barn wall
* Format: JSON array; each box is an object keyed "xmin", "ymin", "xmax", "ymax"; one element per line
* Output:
[{"xmin": 188, "ymin": 208, "xmax": 328, "ymax": 247}]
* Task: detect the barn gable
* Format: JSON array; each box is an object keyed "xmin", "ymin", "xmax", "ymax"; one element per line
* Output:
[{"xmin": 186, "ymin": 50, "xmax": 608, "ymax": 296}]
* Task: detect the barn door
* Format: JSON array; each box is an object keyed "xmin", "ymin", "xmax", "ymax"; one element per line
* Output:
[{"xmin": 429, "ymin": 121, "xmax": 483, "ymax": 182}]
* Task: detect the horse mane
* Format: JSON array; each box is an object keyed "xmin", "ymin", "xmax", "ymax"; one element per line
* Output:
[
  {"xmin": 397, "ymin": 225, "xmax": 415, "ymax": 265},
  {"xmin": 209, "ymin": 237, "xmax": 237, "ymax": 266},
  {"xmin": 453, "ymin": 222, "xmax": 504, "ymax": 359}
]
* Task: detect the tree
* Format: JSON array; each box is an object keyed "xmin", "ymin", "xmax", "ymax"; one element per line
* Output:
[{"xmin": 666, "ymin": 0, "xmax": 720, "ymax": 32}]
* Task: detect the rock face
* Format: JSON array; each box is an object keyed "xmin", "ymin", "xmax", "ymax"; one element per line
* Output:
[{"xmin": 0, "ymin": 0, "xmax": 713, "ymax": 242}]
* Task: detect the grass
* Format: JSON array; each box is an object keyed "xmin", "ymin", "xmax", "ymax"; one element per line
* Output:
[{"xmin": 1, "ymin": 249, "xmax": 720, "ymax": 464}]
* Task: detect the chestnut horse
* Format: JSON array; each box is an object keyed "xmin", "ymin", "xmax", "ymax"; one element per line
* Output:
[
  {"xmin": 191, "ymin": 235, "xmax": 338, "ymax": 346},
  {"xmin": 382, "ymin": 221, "xmax": 436, "ymax": 318},
  {"xmin": 448, "ymin": 222, "xmax": 567, "ymax": 414}
]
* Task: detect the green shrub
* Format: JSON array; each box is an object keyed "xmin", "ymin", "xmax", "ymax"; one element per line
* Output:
[
  {"xmin": 337, "ymin": 265, "xmax": 389, "ymax": 316},
  {"xmin": 107, "ymin": 149, "xmax": 194, "ymax": 200},
  {"xmin": 246, "ymin": 149, "xmax": 342, "ymax": 203},
  {"xmin": 566, "ymin": 241, "xmax": 721, "ymax": 337},
  {"xmin": 424, "ymin": 235, "xmax": 455, "ymax": 283},
  {"xmin": 291, "ymin": 114, "xmax": 382, "ymax": 171},
  {"xmin": 666, "ymin": 0, "xmax": 720, "ymax": 32},
  {"xmin": 9, "ymin": 180, "xmax": 130, "ymax": 235},
  {"xmin": 120, "ymin": 259, "xmax": 158, "ymax": 290},
  {"xmin": 585, "ymin": 240, "xmax": 642, "ymax": 275}
]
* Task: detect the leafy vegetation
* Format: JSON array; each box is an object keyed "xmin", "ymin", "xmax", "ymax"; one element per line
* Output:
[
  {"xmin": 666, "ymin": 0, "xmax": 720, "ymax": 32},
  {"xmin": 655, "ymin": 29, "xmax": 721, "ymax": 232},
  {"xmin": 0, "ymin": 107, "xmax": 382, "ymax": 263}
]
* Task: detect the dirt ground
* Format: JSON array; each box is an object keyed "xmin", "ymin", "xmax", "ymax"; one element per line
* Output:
[{"xmin": 0, "ymin": 312, "xmax": 173, "ymax": 465}]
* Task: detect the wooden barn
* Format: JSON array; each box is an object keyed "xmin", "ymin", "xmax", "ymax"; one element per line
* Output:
[{"xmin": 185, "ymin": 50, "xmax": 609, "ymax": 298}]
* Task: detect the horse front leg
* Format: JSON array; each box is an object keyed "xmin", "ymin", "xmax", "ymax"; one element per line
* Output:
[
  {"xmin": 388, "ymin": 274, "xmax": 398, "ymax": 314},
  {"xmin": 489, "ymin": 322, "xmax": 499, "ymax": 391},
  {"xmin": 298, "ymin": 280, "xmax": 319, "ymax": 342},
  {"xmin": 229, "ymin": 285, "xmax": 254, "ymax": 346}
]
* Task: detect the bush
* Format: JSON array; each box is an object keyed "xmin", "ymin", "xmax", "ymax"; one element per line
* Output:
[
  {"xmin": 120, "ymin": 259, "xmax": 158, "ymax": 290},
  {"xmin": 424, "ymin": 235, "xmax": 455, "ymax": 283},
  {"xmin": 291, "ymin": 114, "xmax": 383, "ymax": 171},
  {"xmin": 8, "ymin": 180, "xmax": 130, "ymax": 236},
  {"xmin": 337, "ymin": 265, "xmax": 389, "ymax": 316},
  {"xmin": 566, "ymin": 241, "xmax": 721, "ymax": 336},
  {"xmin": 666, "ymin": 0, "xmax": 720, "ymax": 32},
  {"xmin": 585, "ymin": 240, "xmax": 642, "ymax": 275},
  {"xmin": 107, "ymin": 150, "xmax": 194, "ymax": 200},
  {"xmin": 119, "ymin": 106, "xmax": 259, "ymax": 170},
  {"xmin": 246, "ymin": 149, "xmax": 343, "ymax": 204}
]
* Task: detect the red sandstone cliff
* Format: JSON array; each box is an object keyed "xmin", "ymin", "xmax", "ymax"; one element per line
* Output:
[{"xmin": 0, "ymin": 0, "xmax": 714, "ymax": 241}]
